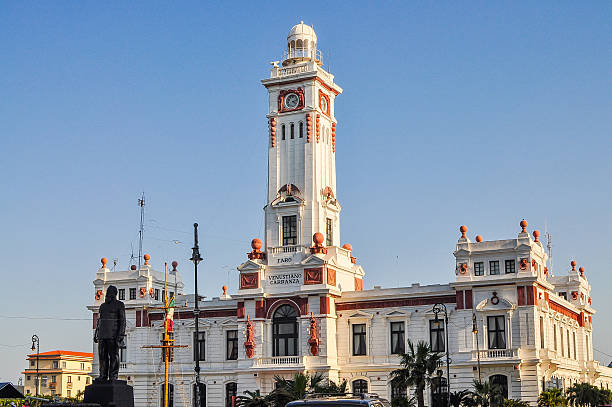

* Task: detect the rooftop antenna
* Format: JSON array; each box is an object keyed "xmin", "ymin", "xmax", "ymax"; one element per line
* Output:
[
  {"xmin": 137, "ymin": 192, "xmax": 146, "ymax": 269},
  {"xmin": 129, "ymin": 242, "xmax": 136, "ymax": 267},
  {"xmin": 545, "ymin": 223, "xmax": 553, "ymax": 276}
]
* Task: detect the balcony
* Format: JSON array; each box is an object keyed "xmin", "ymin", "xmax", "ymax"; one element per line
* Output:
[
  {"xmin": 267, "ymin": 245, "xmax": 307, "ymax": 254},
  {"xmin": 473, "ymin": 348, "xmax": 519, "ymax": 360},
  {"xmin": 253, "ymin": 356, "xmax": 304, "ymax": 368}
]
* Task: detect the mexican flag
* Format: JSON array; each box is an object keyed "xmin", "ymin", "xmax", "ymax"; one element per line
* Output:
[{"xmin": 166, "ymin": 296, "xmax": 175, "ymax": 333}]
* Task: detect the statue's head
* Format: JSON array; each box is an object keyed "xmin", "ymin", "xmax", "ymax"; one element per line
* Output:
[{"xmin": 105, "ymin": 285, "xmax": 118, "ymax": 302}]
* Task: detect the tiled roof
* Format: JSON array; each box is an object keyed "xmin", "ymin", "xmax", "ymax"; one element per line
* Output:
[{"xmin": 27, "ymin": 350, "xmax": 93, "ymax": 358}]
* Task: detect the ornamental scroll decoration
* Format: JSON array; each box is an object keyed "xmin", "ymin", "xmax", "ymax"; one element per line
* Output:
[
  {"xmin": 278, "ymin": 87, "xmax": 305, "ymax": 113},
  {"xmin": 520, "ymin": 258, "xmax": 528, "ymax": 271},
  {"xmin": 304, "ymin": 268, "xmax": 323, "ymax": 285},
  {"xmin": 308, "ymin": 313, "xmax": 320, "ymax": 356},
  {"xmin": 149, "ymin": 288, "xmax": 155, "ymax": 298},
  {"xmin": 458, "ymin": 263, "xmax": 468, "ymax": 274},
  {"xmin": 240, "ymin": 273, "xmax": 259, "ymax": 289},
  {"xmin": 244, "ymin": 315, "xmax": 255, "ymax": 358},
  {"xmin": 139, "ymin": 287, "xmax": 146, "ymax": 298},
  {"xmin": 95, "ymin": 290, "xmax": 103, "ymax": 301}
]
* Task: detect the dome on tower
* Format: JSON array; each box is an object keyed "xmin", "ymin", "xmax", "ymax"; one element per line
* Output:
[{"xmin": 287, "ymin": 21, "xmax": 317, "ymax": 49}]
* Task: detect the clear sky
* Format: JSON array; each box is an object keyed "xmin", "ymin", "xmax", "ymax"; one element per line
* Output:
[{"xmin": 1, "ymin": 1, "xmax": 611, "ymax": 383}]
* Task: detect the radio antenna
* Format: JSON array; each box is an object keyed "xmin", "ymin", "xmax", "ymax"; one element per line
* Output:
[
  {"xmin": 545, "ymin": 223, "xmax": 552, "ymax": 276},
  {"xmin": 137, "ymin": 192, "xmax": 146, "ymax": 269}
]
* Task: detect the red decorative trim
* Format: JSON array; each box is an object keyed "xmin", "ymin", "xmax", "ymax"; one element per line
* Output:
[
  {"xmin": 149, "ymin": 288, "xmax": 154, "ymax": 298},
  {"xmin": 316, "ymin": 114, "xmax": 320, "ymax": 143},
  {"xmin": 315, "ymin": 77, "xmax": 340, "ymax": 95},
  {"xmin": 92, "ymin": 312, "xmax": 98, "ymax": 330},
  {"xmin": 269, "ymin": 117, "xmax": 276, "ymax": 147},
  {"xmin": 571, "ymin": 291, "xmax": 578, "ymax": 300},
  {"xmin": 95, "ymin": 290, "xmax": 103, "ymax": 301},
  {"xmin": 520, "ymin": 258, "xmax": 528, "ymax": 271},
  {"xmin": 331, "ymin": 122, "xmax": 336, "ymax": 152},
  {"xmin": 306, "ymin": 114, "xmax": 312, "ymax": 142},
  {"xmin": 139, "ymin": 287, "xmax": 146, "ymax": 298},
  {"xmin": 354, "ymin": 278, "xmax": 363, "ymax": 291},
  {"xmin": 336, "ymin": 295, "xmax": 457, "ymax": 311},
  {"xmin": 255, "ymin": 299, "xmax": 266, "ymax": 318},
  {"xmin": 456, "ymin": 290, "xmax": 464, "ymax": 309},
  {"xmin": 237, "ymin": 302, "xmax": 245, "ymax": 319},
  {"xmin": 304, "ymin": 267, "xmax": 323, "ymax": 285},
  {"xmin": 548, "ymin": 298, "xmax": 580, "ymax": 323},
  {"xmin": 517, "ymin": 286, "xmax": 526, "ymax": 306},
  {"xmin": 465, "ymin": 289, "xmax": 473, "ymax": 309},
  {"xmin": 327, "ymin": 268, "xmax": 336, "ymax": 286},
  {"xmin": 320, "ymin": 296, "xmax": 330, "ymax": 314},
  {"xmin": 265, "ymin": 297, "xmax": 308, "ymax": 318},
  {"xmin": 318, "ymin": 90, "xmax": 330, "ymax": 116},
  {"xmin": 526, "ymin": 286, "xmax": 536, "ymax": 305},
  {"xmin": 278, "ymin": 87, "xmax": 305, "ymax": 113},
  {"xmin": 240, "ymin": 272, "xmax": 259, "ymax": 289}
]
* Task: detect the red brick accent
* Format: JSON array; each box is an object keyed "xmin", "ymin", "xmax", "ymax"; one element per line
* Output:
[
  {"xmin": 306, "ymin": 114, "xmax": 312, "ymax": 142},
  {"xmin": 336, "ymin": 295, "xmax": 457, "ymax": 311},
  {"xmin": 237, "ymin": 302, "xmax": 245, "ymax": 319},
  {"xmin": 255, "ymin": 299, "xmax": 266, "ymax": 318},
  {"xmin": 92, "ymin": 312, "xmax": 98, "ymax": 330},
  {"xmin": 304, "ymin": 267, "xmax": 323, "ymax": 285},
  {"xmin": 456, "ymin": 290, "xmax": 464, "ymax": 310},
  {"xmin": 278, "ymin": 87, "xmax": 305, "ymax": 113},
  {"xmin": 354, "ymin": 278, "xmax": 363, "ymax": 291},
  {"xmin": 517, "ymin": 286, "xmax": 526, "ymax": 306},
  {"xmin": 327, "ymin": 268, "xmax": 336, "ymax": 286},
  {"xmin": 240, "ymin": 272, "xmax": 259, "ymax": 289},
  {"xmin": 465, "ymin": 290, "xmax": 473, "ymax": 309},
  {"xmin": 320, "ymin": 296, "xmax": 330, "ymax": 314},
  {"xmin": 548, "ymin": 298, "xmax": 580, "ymax": 323},
  {"xmin": 316, "ymin": 114, "xmax": 320, "ymax": 143}
]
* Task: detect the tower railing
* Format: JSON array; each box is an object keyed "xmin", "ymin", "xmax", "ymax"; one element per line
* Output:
[{"xmin": 282, "ymin": 48, "xmax": 323, "ymax": 64}]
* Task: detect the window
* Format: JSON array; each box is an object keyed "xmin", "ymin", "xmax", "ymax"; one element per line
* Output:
[
  {"xmin": 78, "ymin": 376, "xmax": 80, "ymax": 381},
  {"xmin": 282, "ymin": 124, "xmax": 286, "ymax": 140},
  {"xmin": 352, "ymin": 324, "xmax": 367, "ymax": 356},
  {"xmin": 431, "ymin": 376, "xmax": 448, "ymax": 407},
  {"xmin": 193, "ymin": 383, "xmax": 206, "ymax": 407},
  {"xmin": 586, "ymin": 335, "xmax": 590, "ymax": 360},
  {"xmin": 155, "ymin": 289, "xmax": 160, "ymax": 300},
  {"xmin": 30, "ymin": 361, "xmax": 34, "ymax": 367},
  {"xmin": 27, "ymin": 376, "xmax": 30, "ymax": 381},
  {"xmin": 129, "ymin": 288, "xmax": 136, "ymax": 300},
  {"xmin": 86, "ymin": 377, "xmax": 90, "ymax": 384},
  {"xmin": 559, "ymin": 292, "xmax": 567, "ymax": 300},
  {"xmin": 67, "ymin": 390, "xmax": 71, "ymax": 398},
  {"xmin": 487, "ymin": 316, "xmax": 506, "ymax": 349},
  {"xmin": 573, "ymin": 332, "xmax": 577, "ymax": 360},
  {"xmin": 540, "ymin": 317, "xmax": 545, "ymax": 348},
  {"xmin": 226, "ymin": 382, "xmax": 237, "ymax": 407},
  {"xmin": 352, "ymin": 379, "xmax": 368, "ymax": 395},
  {"xmin": 194, "ymin": 332, "xmax": 205, "ymax": 361},
  {"xmin": 51, "ymin": 376, "xmax": 56, "ymax": 383},
  {"xmin": 326, "ymin": 218, "xmax": 333, "ymax": 246},
  {"xmin": 391, "ymin": 378, "xmax": 407, "ymax": 400},
  {"xmin": 68, "ymin": 376, "xmax": 71, "ymax": 383},
  {"xmin": 505, "ymin": 260, "xmax": 515, "ymax": 274},
  {"xmin": 567, "ymin": 329, "xmax": 571, "ymax": 358},
  {"xmin": 62, "ymin": 362, "xmax": 66, "ymax": 368},
  {"xmin": 273, "ymin": 305, "xmax": 298, "ymax": 356},
  {"xmin": 390, "ymin": 322, "xmax": 405, "ymax": 354},
  {"xmin": 299, "ymin": 122, "xmax": 303, "ymax": 138},
  {"xmin": 227, "ymin": 330, "xmax": 238, "ymax": 360},
  {"xmin": 553, "ymin": 324, "xmax": 557, "ymax": 350},
  {"xmin": 80, "ymin": 362, "xmax": 85, "ymax": 370},
  {"xmin": 474, "ymin": 262, "xmax": 484, "ymax": 276},
  {"xmin": 430, "ymin": 320, "xmax": 445, "ymax": 352},
  {"xmin": 489, "ymin": 375, "xmax": 508, "ymax": 404},
  {"xmin": 120, "ymin": 347, "xmax": 127, "ymax": 363},
  {"xmin": 282, "ymin": 215, "xmax": 297, "ymax": 246},
  {"xmin": 290, "ymin": 123, "xmax": 295, "ymax": 139},
  {"xmin": 41, "ymin": 376, "xmax": 47, "ymax": 387},
  {"xmin": 560, "ymin": 327, "xmax": 564, "ymax": 357},
  {"xmin": 52, "ymin": 361, "xmax": 58, "ymax": 369},
  {"xmin": 118, "ymin": 289, "xmax": 125, "ymax": 300},
  {"xmin": 490, "ymin": 261, "xmax": 500, "ymax": 275},
  {"xmin": 160, "ymin": 383, "xmax": 174, "ymax": 407}
]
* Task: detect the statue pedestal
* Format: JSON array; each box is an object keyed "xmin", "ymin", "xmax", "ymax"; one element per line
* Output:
[{"xmin": 83, "ymin": 380, "xmax": 134, "ymax": 407}]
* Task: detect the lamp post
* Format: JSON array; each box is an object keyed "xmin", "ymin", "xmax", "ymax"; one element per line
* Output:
[
  {"xmin": 31, "ymin": 334, "xmax": 40, "ymax": 397},
  {"xmin": 472, "ymin": 313, "xmax": 482, "ymax": 383},
  {"xmin": 433, "ymin": 303, "xmax": 450, "ymax": 407},
  {"xmin": 190, "ymin": 223, "xmax": 203, "ymax": 407}
]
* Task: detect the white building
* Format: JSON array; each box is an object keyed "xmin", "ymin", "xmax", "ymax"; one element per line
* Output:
[{"xmin": 88, "ymin": 22, "xmax": 612, "ymax": 407}]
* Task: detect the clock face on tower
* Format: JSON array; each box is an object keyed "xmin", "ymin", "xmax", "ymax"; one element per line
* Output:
[
  {"xmin": 284, "ymin": 93, "xmax": 299, "ymax": 109},
  {"xmin": 320, "ymin": 96, "xmax": 327, "ymax": 113}
]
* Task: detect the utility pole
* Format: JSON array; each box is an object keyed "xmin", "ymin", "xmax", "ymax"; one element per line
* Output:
[{"xmin": 190, "ymin": 223, "xmax": 203, "ymax": 407}]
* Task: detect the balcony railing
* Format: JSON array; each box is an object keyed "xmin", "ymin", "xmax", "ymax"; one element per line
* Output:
[
  {"xmin": 473, "ymin": 348, "xmax": 518, "ymax": 359},
  {"xmin": 268, "ymin": 245, "xmax": 307, "ymax": 254},
  {"xmin": 254, "ymin": 356, "xmax": 303, "ymax": 367}
]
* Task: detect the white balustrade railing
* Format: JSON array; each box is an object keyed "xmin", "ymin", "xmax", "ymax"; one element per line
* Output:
[
  {"xmin": 474, "ymin": 348, "xmax": 518, "ymax": 359},
  {"xmin": 268, "ymin": 245, "xmax": 306, "ymax": 254},
  {"xmin": 254, "ymin": 356, "xmax": 303, "ymax": 367}
]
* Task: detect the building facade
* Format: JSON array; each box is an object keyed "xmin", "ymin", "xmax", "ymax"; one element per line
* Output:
[
  {"xmin": 22, "ymin": 350, "xmax": 93, "ymax": 398},
  {"xmin": 88, "ymin": 23, "xmax": 612, "ymax": 406}
]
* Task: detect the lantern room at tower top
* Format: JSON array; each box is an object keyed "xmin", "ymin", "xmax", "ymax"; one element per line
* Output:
[{"xmin": 282, "ymin": 21, "xmax": 323, "ymax": 66}]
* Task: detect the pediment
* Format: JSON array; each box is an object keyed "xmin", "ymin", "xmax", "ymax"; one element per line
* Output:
[
  {"xmin": 346, "ymin": 310, "xmax": 373, "ymax": 319},
  {"xmin": 237, "ymin": 260, "xmax": 265, "ymax": 272},
  {"xmin": 301, "ymin": 255, "xmax": 326, "ymax": 266},
  {"xmin": 475, "ymin": 296, "xmax": 515, "ymax": 312},
  {"xmin": 218, "ymin": 317, "xmax": 238, "ymax": 326},
  {"xmin": 383, "ymin": 309, "xmax": 411, "ymax": 318}
]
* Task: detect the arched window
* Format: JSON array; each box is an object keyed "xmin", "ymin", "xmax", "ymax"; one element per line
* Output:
[
  {"xmin": 299, "ymin": 122, "xmax": 303, "ymax": 138},
  {"xmin": 193, "ymin": 383, "xmax": 206, "ymax": 407},
  {"xmin": 290, "ymin": 123, "xmax": 295, "ymax": 139},
  {"xmin": 489, "ymin": 375, "xmax": 508, "ymax": 405},
  {"xmin": 160, "ymin": 383, "xmax": 174, "ymax": 407},
  {"xmin": 296, "ymin": 39, "xmax": 303, "ymax": 49},
  {"xmin": 273, "ymin": 305, "xmax": 298, "ymax": 356},
  {"xmin": 431, "ymin": 376, "xmax": 448, "ymax": 407},
  {"xmin": 352, "ymin": 379, "xmax": 368, "ymax": 395},
  {"xmin": 225, "ymin": 382, "xmax": 237, "ymax": 407},
  {"xmin": 282, "ymin": 124, "xmax": 286, "ymax": 140}
]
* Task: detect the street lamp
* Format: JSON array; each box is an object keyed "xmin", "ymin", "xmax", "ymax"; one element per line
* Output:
[
  {"xmin": 433, "ymin": 303, "xmax": 450, "ymax": 407},
  {"xmin": 472, "ymin": 314, "xmax": 482, "ymax": 383},
  {"xmin": 31, "ymin": 334, "xmax": 40, "ymax": 397},
  {"xmin": 190, "ymin": 223, "xmax": 203, "ymax": 407}
]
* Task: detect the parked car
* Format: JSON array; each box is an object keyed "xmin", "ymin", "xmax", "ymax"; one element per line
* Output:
[{"xmin": 286, "ymin": 393, "xmax": 392, "ymax": 406}]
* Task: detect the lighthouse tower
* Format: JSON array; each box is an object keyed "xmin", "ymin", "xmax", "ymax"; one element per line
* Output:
[{"xmin": 238, "ymin": 22, "xmax": 364, "ymax": 294}]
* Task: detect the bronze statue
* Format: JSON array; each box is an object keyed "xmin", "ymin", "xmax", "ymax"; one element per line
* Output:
[{"xmin": 94, "ymin": 285, "xmax": 126, "ymax": 382}]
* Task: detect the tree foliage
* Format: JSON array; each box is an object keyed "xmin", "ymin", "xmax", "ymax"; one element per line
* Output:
[{"xmin": 538, "ymin": 388, "xmax": 567, "ymax": 407}]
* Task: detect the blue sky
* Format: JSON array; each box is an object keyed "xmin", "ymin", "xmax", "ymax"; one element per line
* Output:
[{"xmin": 1, "ymin": 2, "xmax": 611, "ymax": 382}]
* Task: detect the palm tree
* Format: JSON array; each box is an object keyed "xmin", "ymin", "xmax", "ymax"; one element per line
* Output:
[
  {"xmin": 503, "ymin": 399, "xmax": 530, "ymax": 407},
  {"xmin": 235, "ymin": 390, "xmax": 274, "ymax": 407},
  {"xmin": 390, "ymin": 340, "xmax": 443, "ymax": 407},
  {"xmin": 273, "ymin": 372, "xmax": 325, "ymax": 401},
  {"xmin": 313, "ymin": 378, "xmax": 348, "ymax": 395},
  {"xmin": 566, "ymin": 383, "xmax": 600, "ymax": 407},
  {"xmin": 468, "ymin": 380, "xmax": 504, "ymax": 407},
  {"xmin": 538, "ymin": 388, "xmax": 567, "ymax": 407},
  {"xmin": 450, "ymin": 390, "xmax": 473, "ymax": 407}
]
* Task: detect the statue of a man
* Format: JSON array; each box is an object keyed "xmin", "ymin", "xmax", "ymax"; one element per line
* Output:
[{"xmin": 94, "ymin": 285, "xmax": 126, "ymax": 382}]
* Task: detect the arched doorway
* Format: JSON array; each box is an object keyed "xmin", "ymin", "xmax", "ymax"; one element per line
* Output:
[
  {"xmin": 273, "ymin": 305, "xmax": 298, "ymax": 356},
  {"xmin": 352, "ymin": 379, "xmax": 368, "ymax": 395},
  {"xmin": 489, "ymin": 374, "xmax": 508, "ymax": 405}
]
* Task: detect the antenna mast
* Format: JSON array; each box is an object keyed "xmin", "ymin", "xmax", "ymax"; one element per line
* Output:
[
  {"xmin": 137, "ymin": 193, "xmax": 146, "ymax": 269},
  {"xmin": 546, "ymin": 230, "xmax": 553, "ymax": 276}
]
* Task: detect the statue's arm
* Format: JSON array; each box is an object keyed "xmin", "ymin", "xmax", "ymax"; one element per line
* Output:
[{"xmin": 118, "ymin": 303, "xmax": 126, "ymax": 338}]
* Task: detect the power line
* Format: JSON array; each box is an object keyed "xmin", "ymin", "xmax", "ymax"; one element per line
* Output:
[
  {"xmin": 0, "ymin": 315, "xmax": 89, "ymax": 321},
  {"xmin": 594, "ymin": 347, "xmax": 612, "ymax": 359}
]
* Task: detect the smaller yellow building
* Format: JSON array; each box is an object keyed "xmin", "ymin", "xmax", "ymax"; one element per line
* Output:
[{"xmin": 23, "ymin": 350, "xmax": 93, "ymax": 398}]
